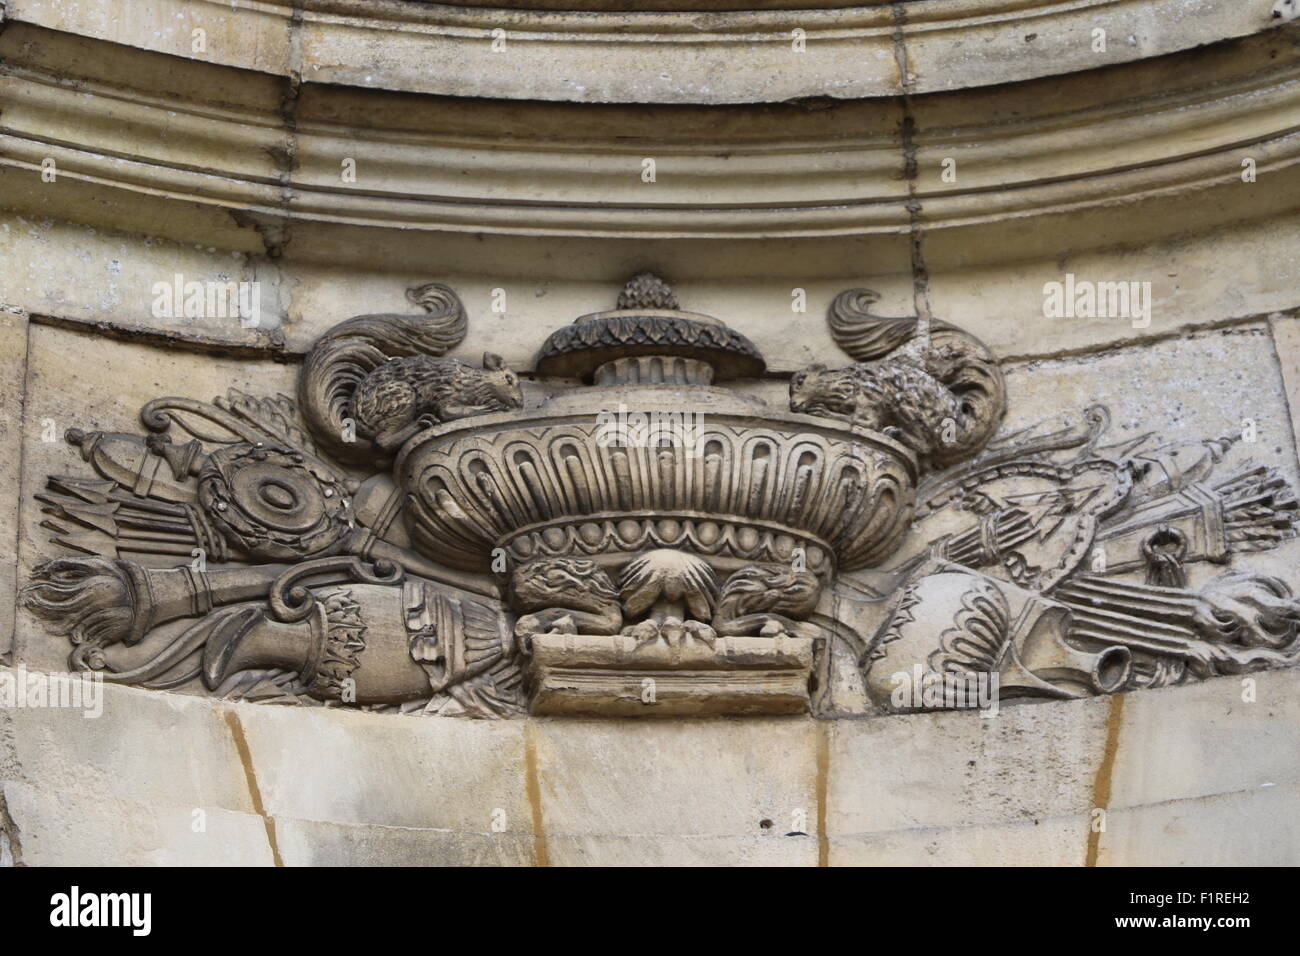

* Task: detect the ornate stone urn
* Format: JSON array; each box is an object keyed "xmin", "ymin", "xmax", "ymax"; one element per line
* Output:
[
  {"xmin": 391, "ymin": 274, "xmax": 917, "ymax": 713},
  {"xmin": 394, "ymin": 388, "xmax": 917, "ymax": 578}
]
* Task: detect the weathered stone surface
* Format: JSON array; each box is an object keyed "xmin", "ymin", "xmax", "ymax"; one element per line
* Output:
[
  {"xmin": 925, "ymin": 216, "xmax": 1300, "ymax": 364},
  {"xmin": 2, "ymin": 673, "xmax": 257, "ymax": 813},
  {"xmin": 998, "ymin": 327, "xmax": 1299, "ymax": 502},
  {"xmin": 272, "ymin": 817, "xmax": 537, "ymax": 867},
  {"xmin": 827, "ymin": 696, "xmax": 1112, "ymax": 835},
  {"xmin": 1096, "ymin": 782, "xmax": 1300, "ymax": 866},
  {"xmin": 7, "ymin": 0, "xmax": 294, "ymax": 76},
  {"xmin": 529, "ymin": 717, "xmax": 819, "ymax": 862},
  {"xmin": 3, "ymin": 780, "xmax": 275, "ymax": 867},
  {"xmin": 4, "ymin": 17, "xmax": 1300, "ymax": 370},
  {"xmin": 0, "ymin": 670, "xmax": 1297, "ymax": 865},
  {"xmin": 235, "ymin": 705, "xmax": 532, "ymax": 835},
  {"xmin": 0, "ymin": 311, "xmax": 27, "ymax": 662},
  {"xmin": 4, "ymin": 0, "xmax": 1300, "ymax": 869},
  {"xmin": 1106, "ymin": 669, "xmax": 1300, "ymax": 810},
  {"xmin": 1271, "ymin": 312, "xmax": 1300, "ymax": 474},
  {"xmin": 829, "ymin": 815, "xmax": 1091, "ymax": 867},
  {"xmin": 545, "ymin": 833, "xmax": 817, "ymax": 867},
  {"xmin": 8, "ymin": 0, "xmax": 1283, "ymax": 104},
  {"xmin": 0, "ymin": 210, "xmax": 282, "ymax": 344}
]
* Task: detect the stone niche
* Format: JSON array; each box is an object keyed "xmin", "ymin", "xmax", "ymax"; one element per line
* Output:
[{"xmin": 3, "ymin": 0, "xmax": 1300, "ymax": 866}]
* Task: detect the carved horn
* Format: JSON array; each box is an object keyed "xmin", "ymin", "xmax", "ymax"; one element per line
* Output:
[{"xmin": 1000, "ymin": 607, "xmax": 1132, "ymax": 697}]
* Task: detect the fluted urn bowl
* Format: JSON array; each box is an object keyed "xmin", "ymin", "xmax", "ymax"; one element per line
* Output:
[{"xmin": 394, "ymin": 387, "xmax": 917, "ymax": 576}]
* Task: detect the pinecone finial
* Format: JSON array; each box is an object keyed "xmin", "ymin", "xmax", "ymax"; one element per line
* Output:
[{"xmin": 617, "ymin": 272, "xmax": 679, "ymax": 311}]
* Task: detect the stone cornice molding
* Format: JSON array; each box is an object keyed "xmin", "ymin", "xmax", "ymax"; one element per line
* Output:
[
  {"xmin": 3, "ymin": 0, "xmax": 1291, "ymax": 103},
  {"xmin": 3, "ymin": 22, "xmax": 1300, "ymax": 242}
]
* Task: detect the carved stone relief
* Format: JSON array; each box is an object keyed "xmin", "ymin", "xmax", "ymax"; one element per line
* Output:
[{"xmin": 21, "ymin": 274, "xmax": 1300, "ymax": 718}]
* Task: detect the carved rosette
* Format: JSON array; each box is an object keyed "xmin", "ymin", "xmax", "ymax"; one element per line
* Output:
[{"xmin": 396, "ymin": 408, "xmax": 916, "ymax": 577}]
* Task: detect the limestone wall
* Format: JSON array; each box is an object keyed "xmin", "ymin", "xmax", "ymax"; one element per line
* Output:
[
  {"xmin": 2, "ymin": 1, "xmax": 1299, "ymax": 866},
  {"xmin": 3, "ymin": 668, "xmax": 1297, "ymax": 866}
]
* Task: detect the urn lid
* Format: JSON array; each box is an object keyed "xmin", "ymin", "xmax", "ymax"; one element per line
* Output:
[{"xmin": 534, "ymin": 272, "xmax": 766, "ymax": 382}]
